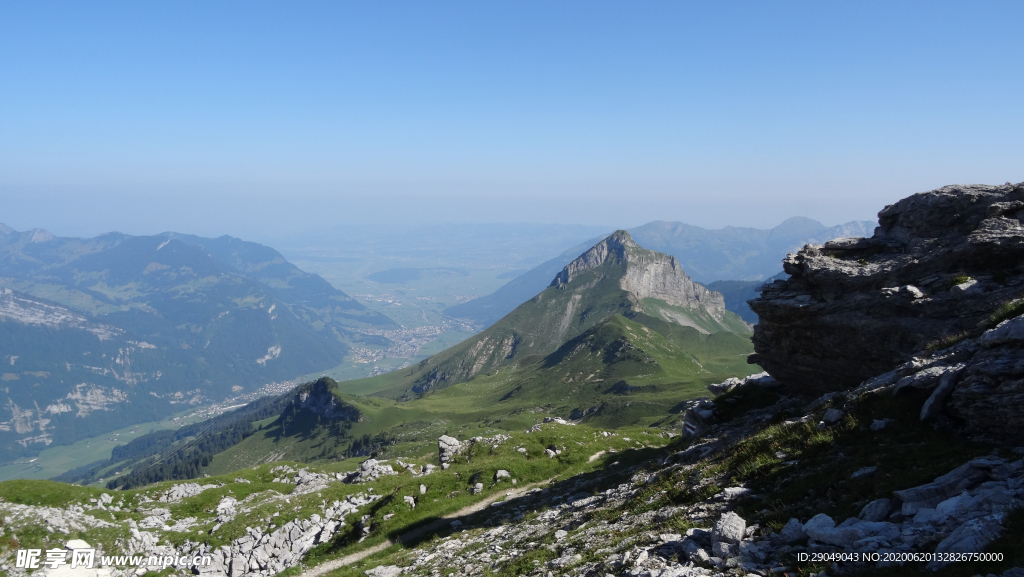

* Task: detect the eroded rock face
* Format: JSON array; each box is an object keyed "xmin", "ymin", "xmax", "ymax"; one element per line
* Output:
[
  {"xmin": 551, "ymin": 230, "xmax": 726, "ymax": 313},
  {"xmin": 750, "ymin": 182, "xmax": 1024, "ymax": 391}
]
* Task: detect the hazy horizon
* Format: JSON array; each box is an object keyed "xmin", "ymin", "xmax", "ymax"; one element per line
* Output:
[
  {"xmin": 0, "ymin": 203, "xmax": 876, "ymax": 246},
  {"xmin": 4, "ymin": 2, "xmax": 1022, "ymax": 242}
]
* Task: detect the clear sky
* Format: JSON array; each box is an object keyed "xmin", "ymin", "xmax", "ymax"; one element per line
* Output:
[{"xmin": 2, "ymin": 1, "xmax": 1022, "ymax": 239}]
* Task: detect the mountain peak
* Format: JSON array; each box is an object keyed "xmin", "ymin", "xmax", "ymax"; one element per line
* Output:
[
  {"xmin": 549, "ymin": 230, "xmax": 725, "ymax": 314},
  {"xmin": 0, "ymin": 224, "xmax": 51, "ymax": 241},
  {"xmin": 549, "ymin": 230, "xmax": 636, "ymax": 287},
  {"xmin": 28, "ymin": 228, "xmax": 55, "ymax": 243}
]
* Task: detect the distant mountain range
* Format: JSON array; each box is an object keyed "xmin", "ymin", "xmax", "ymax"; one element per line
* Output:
[
  {"xmin": 103, "ymin": 231, "xmax": 755, "ymax": 481},
  {"xmin": 0, "ymin": 216, "xmax": 870, "ymax": 462},
  {"xmin": 0, "ymin": 225, "xmax": 395, "ymax": 461},
  {"xmin": 445, "ymin": 217, "xmax": 874, "ymax": 327}
]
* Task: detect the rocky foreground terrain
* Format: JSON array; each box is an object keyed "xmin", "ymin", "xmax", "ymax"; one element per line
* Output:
[
  {"xmin": 3, "ymin": 370, "xmax": 1021, "ymax": 577},
  {"xmin": 358, "ymin": 373, "xmax": 1023, "ymax": 577}
]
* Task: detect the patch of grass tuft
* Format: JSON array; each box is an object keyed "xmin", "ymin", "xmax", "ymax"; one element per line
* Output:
[
  {"xmin": 985, "ymin": 297, "xmax": 1024, "ymax": 328},
  {"xmin": 712, "ymin": 386, "xmax": 781, "ymax": 422},
  {"xmin": 947, "ymin": 274, "xmax": 972, "ymax": 289},
  {"xmin": 925, "ymin": 331, "xmax": 970, "ymax": 354}
]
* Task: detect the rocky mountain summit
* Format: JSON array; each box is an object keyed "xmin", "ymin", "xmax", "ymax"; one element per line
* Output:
[
  {"xmin": 446, "ymin": 217, "xmax": 875, "ymax": 328},
  {"xmin": 751, "ymin": 182, "xmax": 1024, "ymax": 392},
  {"xmin": 551, "ymin": 231, "xmax": 726, "ymax": 316}
]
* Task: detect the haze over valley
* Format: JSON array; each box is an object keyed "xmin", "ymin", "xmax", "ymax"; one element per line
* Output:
[{"xmin": 0, "ymin": 214, "xmax": 871, "ymax": 469}]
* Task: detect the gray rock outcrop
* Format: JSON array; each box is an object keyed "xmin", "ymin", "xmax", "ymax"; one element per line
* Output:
[
  {"xmin": 157, "ymin": 482, "xmax": 220, "ymax": 503},
  {"xmin": 290, "ymin": 378, "xmax": 361, "ymax": 421},
  {"xmin": 438, "ymin": 435, "xmax": 466, "ymax": 465},
  {"xmin": 750, "ymin": 182, "xmax": 1024, "ymax": 391},
  {"xmin": 852, "ymin": 314, "xmax": 1024, "ymax": 444},
  {"xmin": 343, "ymin": 459, "xmax": 398, "ymax": 484},
  {"xmin": 551, "ymin": 230, "xmax": 727, "ymax": 318}
]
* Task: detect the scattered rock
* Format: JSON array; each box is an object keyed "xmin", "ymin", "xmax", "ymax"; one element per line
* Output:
[
  {"xmin": 850, "ymin": 466, "xmax": 877, "ymax": 479},
  {"xmin": 720, "ymin": 487, "xmax": 752, "ymax": 501},
  {"xmin": 157, "ymin": 482, "xmax": 220, "ymax": 503},
  {"xmin": 712, "ymin": 511, "xmax": 746, "ymax": 544},
  {"xmin": 778, "ymin": 518, "xmax": 805, "ymax": 543},
  {"xmin": 858, "ymin": 498, "xmax": 892, "ymax": 522},
  {"xmin": 822, "ymin": 408, "xmax": 844, "ymax": 424},
  {"xmin": 215, "ymin": 496, "xmax": 238, "ymax": 523},
  {"xmin": 707, "ymin": 372, "xmax": 778, "ymax": 397},
  {"xmin": 364, "ymin": 565, "xmax": 402, "ymax": 577},
  {"xmin": 344, "ymin": 459, "xmax": 398, "ymax": 484},
  {"xmin": 683, "ymin": 399, "xmax": 715, "ymax": 436},
  {"xmin": 707, "ymin": 377, "xmax": 743, "ymax": 396},
  {"xmin": 928, "ymin": 514, "xmax": 1005, "ymax": 569},
  {"xmin": 870, "ymin": 419, "xmax": 891, "ymax": 430}
]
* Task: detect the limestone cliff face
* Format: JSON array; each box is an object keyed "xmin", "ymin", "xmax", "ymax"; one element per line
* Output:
[
  {"xmin": 552, "ymin": 230, "xmax": 726, "ymax": 313},
  {"xmin": 750, "ymin": 182, "xmax": 1024, "ymax": 392}
]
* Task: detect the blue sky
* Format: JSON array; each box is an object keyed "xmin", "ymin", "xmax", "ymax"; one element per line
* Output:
[{"xmin": 2, "ymin": 1, "xmax": 1022, "ymax": 238}]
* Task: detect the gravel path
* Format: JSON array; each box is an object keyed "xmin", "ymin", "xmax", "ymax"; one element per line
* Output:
[{"xmin": 297, "ymin": 475, "xmax": 563, "ymax": 577}]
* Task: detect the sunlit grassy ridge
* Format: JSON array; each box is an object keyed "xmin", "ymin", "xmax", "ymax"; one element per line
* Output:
[{"xmin": 208, "ymin": 313, "xmax": 755, "ymax": 471}]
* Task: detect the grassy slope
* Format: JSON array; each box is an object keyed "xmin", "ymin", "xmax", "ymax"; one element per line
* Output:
[
  {"xmin": 338, "ymin": 265, "xmax": 752, "ymax": 400},
  {"xmin": 210, "ymin": 313, "xmax": 756, "ymax": 471},
  {"xmin": 0, "ymin": 421, "xmax": 667, "ymax": 570}
]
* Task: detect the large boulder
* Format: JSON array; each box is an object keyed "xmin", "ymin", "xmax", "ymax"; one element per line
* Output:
[
  {"xmin": 750, "ymin": 182, "xmax": 1024, "ymax": 392},
  {"xmin": 711, "ymin": 511, "xmax": 746, "ymax": 544},
  {"xmin": 438, "ymin": 435, "xmax": 466, "ymax": 465}
]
